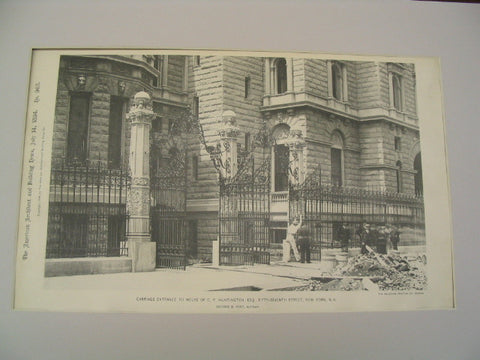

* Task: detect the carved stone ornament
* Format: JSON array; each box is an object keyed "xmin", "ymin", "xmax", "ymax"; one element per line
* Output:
[
  {"xmin": 127, "ymin": 91, "xmax": 155, "ymax": 123},
  {"xmin": 132, "ymin": 177, "xmax": 150, "ymax": 187},
  {"xmin": 127, "ymin": 187, "xmax": 150, "ymax": 216},
  {"xmin": 77, "ymin": 74, "xmax": 86, "ymax": 88},
  {"xmin": 286, "ymin": 129, "xmax": 306, "ymax": 148},
  {"xmin": 118, "ymin": 81, "xmax": 126, "ymax": 94},
  {"xmin": 218, "ymin": 110, "xmax": 240, "ymax": 139}
]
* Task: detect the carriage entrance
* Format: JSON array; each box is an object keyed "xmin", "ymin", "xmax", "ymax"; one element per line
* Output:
[{"xmin": 219, "ymin": 158, "xmax": 271, "ymax": 266}]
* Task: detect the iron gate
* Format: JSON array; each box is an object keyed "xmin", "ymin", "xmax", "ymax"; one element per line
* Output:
[
  {"xmin": 219, "ymin": 158, "xmax": 271, "ymax": 265},
  {"xmin": 150, "ymin": 147, "xmax": 187, "ymax": 269}
]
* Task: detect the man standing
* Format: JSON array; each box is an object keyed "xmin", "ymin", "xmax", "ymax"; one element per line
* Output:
[
  {"xmin": 357, "ymin": 222, "xmax": 370, "ymax": 255},
  {"xmin": 390, "ymin": 226, "xmax": 401, "ymax": 251},
  {"xmin": 285, "ymin": 215, "xmax": 302, "ymax": 261},
  {"xmin": 338, "ymin": 223, "xmax": 350, "ymax": 252},
  {"xmin": 297, "ymin": 223, "xmax": 311, "ymax": 263}
]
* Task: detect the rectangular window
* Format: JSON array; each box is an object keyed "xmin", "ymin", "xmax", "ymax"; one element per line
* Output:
[
  {"xmin": 195, "ymin": 56, "xmax": 200, "ymax": 66},
  {"xmin": 67, "ymin": 92, "xmax": 90, "ymax": 163},
  {"xmin": 392, "ymin": 74, "xmax": 403, "ymax": 111},
  {"xmin": 245, "ymin": 76, "xmax": 250, "ymax": 98},
  {"xmin": 331, "ymin": 148, "xmax": 343, "ymax": 187},
  {"xmin": 244, "ymin": 132, "xmax": 251, "ymax": 152},
  {"xmin": 108, "ymin": 96, "xmax": 126, "ymax": 169},
  {"xmin": 192, "ymin": 96, "xmax": 199, "ymax": 118},
  {"xmin": 192, "ymin": 155, "xmax": 198, "ymax": 180},
  {"xmin": 394, "ymin": 136, "xmax": 401, "ymax": 151},
  {"xmin": 168, "ymin": 119, "xmax": 174, "ymax": 132}
]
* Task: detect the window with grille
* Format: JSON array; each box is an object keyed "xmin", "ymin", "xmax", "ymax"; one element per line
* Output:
[{"xmin": 67, "ymin": 92, "xmax": 90, "ymax": 163}]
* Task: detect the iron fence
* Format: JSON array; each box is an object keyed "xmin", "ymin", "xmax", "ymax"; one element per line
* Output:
[
  {"xmin": 290, "ymin": 178, "xmax": 425, "ymax": 258},
  {"xmin": 46, "ymin": 161, "xmax": 130, "ymax": 258}
]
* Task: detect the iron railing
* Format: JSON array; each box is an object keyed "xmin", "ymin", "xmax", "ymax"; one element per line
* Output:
[
  {"xmin": 289, "ymin": 183, "xmax": 425, "ymax": 258},
  {"xmin": 46, "ymin": 161, "xmax": 130, "ymax": 258}
]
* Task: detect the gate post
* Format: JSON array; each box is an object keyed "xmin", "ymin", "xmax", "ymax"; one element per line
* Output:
[
  {"xmin": 218, "ymin": 110, "xmax": 240, "ymax": 179},
  {"xmin": 126, "ymin": 91, "xmax": 156, "ymax": 272}
]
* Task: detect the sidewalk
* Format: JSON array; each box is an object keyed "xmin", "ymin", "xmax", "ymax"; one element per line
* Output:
[
  {"xmin": 44, "ymin": 261, "xmax": 331, "ymax": 292},
  {"xmin": 43, "ymin": 246, "xmax": 425, "ymax": 292}
]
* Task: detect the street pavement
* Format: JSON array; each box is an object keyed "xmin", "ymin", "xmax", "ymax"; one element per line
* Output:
[{"xmin": 44, "ymin": 260, "xmax": 333, "ymax": 292}]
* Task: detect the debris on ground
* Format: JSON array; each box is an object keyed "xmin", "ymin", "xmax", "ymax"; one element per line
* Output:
[
  {"xmin": 274, "ymin": 277, "xmax": 365, "ymax": 291},
  {"xmin": 332, "ymin": 251, "xmax": 427, "ymax": 291},
  {"xmin": 309, "ymin": 278, "xmax": 364, "ymax": 291}
]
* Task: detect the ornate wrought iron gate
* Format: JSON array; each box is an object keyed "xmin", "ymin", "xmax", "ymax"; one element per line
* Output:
[
  {"xmin": 219, "ymin": 158, "xmax": 271, "ymax": 265},
  {"xmin": 150, "ymin": 148, "xmax": 187, "ymax": 269}
]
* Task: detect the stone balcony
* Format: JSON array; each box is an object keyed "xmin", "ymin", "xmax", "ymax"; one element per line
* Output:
[{"xmin": 262, "ymin": 91, "xmax": 419, "ymax": 129}]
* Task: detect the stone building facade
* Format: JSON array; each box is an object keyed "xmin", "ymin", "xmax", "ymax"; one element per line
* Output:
[{"xmin": 45, "ymin": 54, "xmax": 424, "ymax": 274}]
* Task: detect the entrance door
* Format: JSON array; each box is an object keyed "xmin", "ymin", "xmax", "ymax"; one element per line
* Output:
[{"xmin": 274, "ymin": 144, "xmax": 289, "ymax": 192}]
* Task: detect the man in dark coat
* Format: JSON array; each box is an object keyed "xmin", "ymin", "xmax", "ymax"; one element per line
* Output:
[
  {"xmin": 297, "ymin": 224, "xmax": 311, "ymax": 263},
  {"xmin": 390, "ymin": 226, "xmax": 401, "ymax": 250},
  {"xmin": 338, "ymin": 224, "xmax": 351, "ymax": 252},
  {"xmin": 357, "ymin": 223, "xmax": 370, "ymax": 254}
]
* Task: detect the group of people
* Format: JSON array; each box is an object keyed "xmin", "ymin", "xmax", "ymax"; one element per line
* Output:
[
  {"xmin": 284, "ymin": 217, "xmax": 401, "ymax": 263},
  {"xmin": 356, "ymin": 222, "xmax": 401, "ymax": 255}
]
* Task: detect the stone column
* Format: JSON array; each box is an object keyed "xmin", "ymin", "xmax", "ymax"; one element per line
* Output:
[
  {"xmin": 286, "ymin": 129, "xmax": 306, "ymax": 186},
  {"xmin": 218, "ymin": 110, "xmax": 240, "ymax": 180},
  {"xmin": 264, "ymin": 58, "xmax": 271, "ymax": 95},
  {"xmin": 286, "ymin": 58, "xmax": 294, "ymax": 92},
  {"xmin": 327, "ymin": 60, "xmax": 333, "ymax": 98},
  {"xmin": 126, "ymin": 91, "xmax": 156, "ymax": 272}
]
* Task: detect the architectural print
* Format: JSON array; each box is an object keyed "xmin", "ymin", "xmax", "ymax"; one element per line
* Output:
[{"xmin": 43, "ymin": 53, "xmax": 426, "ymax": 292}]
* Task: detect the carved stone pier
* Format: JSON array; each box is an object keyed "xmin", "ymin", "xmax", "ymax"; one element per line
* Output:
[{"xmin": 126, "ymin": 91, "xmax": 156, "ymax": 272}]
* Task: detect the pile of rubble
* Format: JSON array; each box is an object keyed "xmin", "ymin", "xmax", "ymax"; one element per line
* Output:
[
  {"xmin": 277, "ymin": 277, "xmax": 365, "ymax": 291},
  {"xmin": 308, "ymin": 277, "xmax": 364, "ymax": 291},
  {"xmin": 332, "ymin": 250, "xmax": 427, "ymax": 291}
]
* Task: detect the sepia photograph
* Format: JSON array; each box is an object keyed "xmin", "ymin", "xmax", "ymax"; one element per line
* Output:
[{"xmin": 15, "ymin": 50, "xmax": 453, "ymax": 313}]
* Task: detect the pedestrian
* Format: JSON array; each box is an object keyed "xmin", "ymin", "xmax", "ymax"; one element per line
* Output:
[
  {"xmin": 285, "ymin": 215, "xmax": 302, "ymax": 261},
  {"xmin": 368, "ymin": 224, "xmax": 379, "ymax": 252},
  {"xmin": 297, "ymin": 223, "xmax": 311, "ymax": 263},
  {"xmin": 357, "ymin": 222, "xmax": 370, "ymax": 254},
  {"xmin": 376, "ymin": 225, "xmax": 388, "ymax": 254},
  {"xmin": 391, "ymin": 226, "xmax": 400, "ymax": 250},
  {"xmin": 339, "ymin": 223, "xmax": 350, "ymax": 252}
]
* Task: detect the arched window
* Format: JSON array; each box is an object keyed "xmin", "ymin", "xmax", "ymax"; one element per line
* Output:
[
  {"xmin": 392, "ymin": 74, "xmax": 403, "ymax": 111},
  {"xmin": 272, "ymin": 123, "xmax": 290, "ymax": 192},
  {"xmin": 332, "ymin": 63, "xmax": 343, "ymax": 101},
  {"xmin": 414, "ymin": 153, "xmax": 423, "ymax": 196},
  {"xmin": 396, "ymin": 160, "xmax": 403, "ymax": 193},
  {"xmin": 331, "ymin": 131, "xmax": 344, "ymax": 187},
  {"xmin": 275, "ymin": 58, "xmax": 287, "ymax": 95}
]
